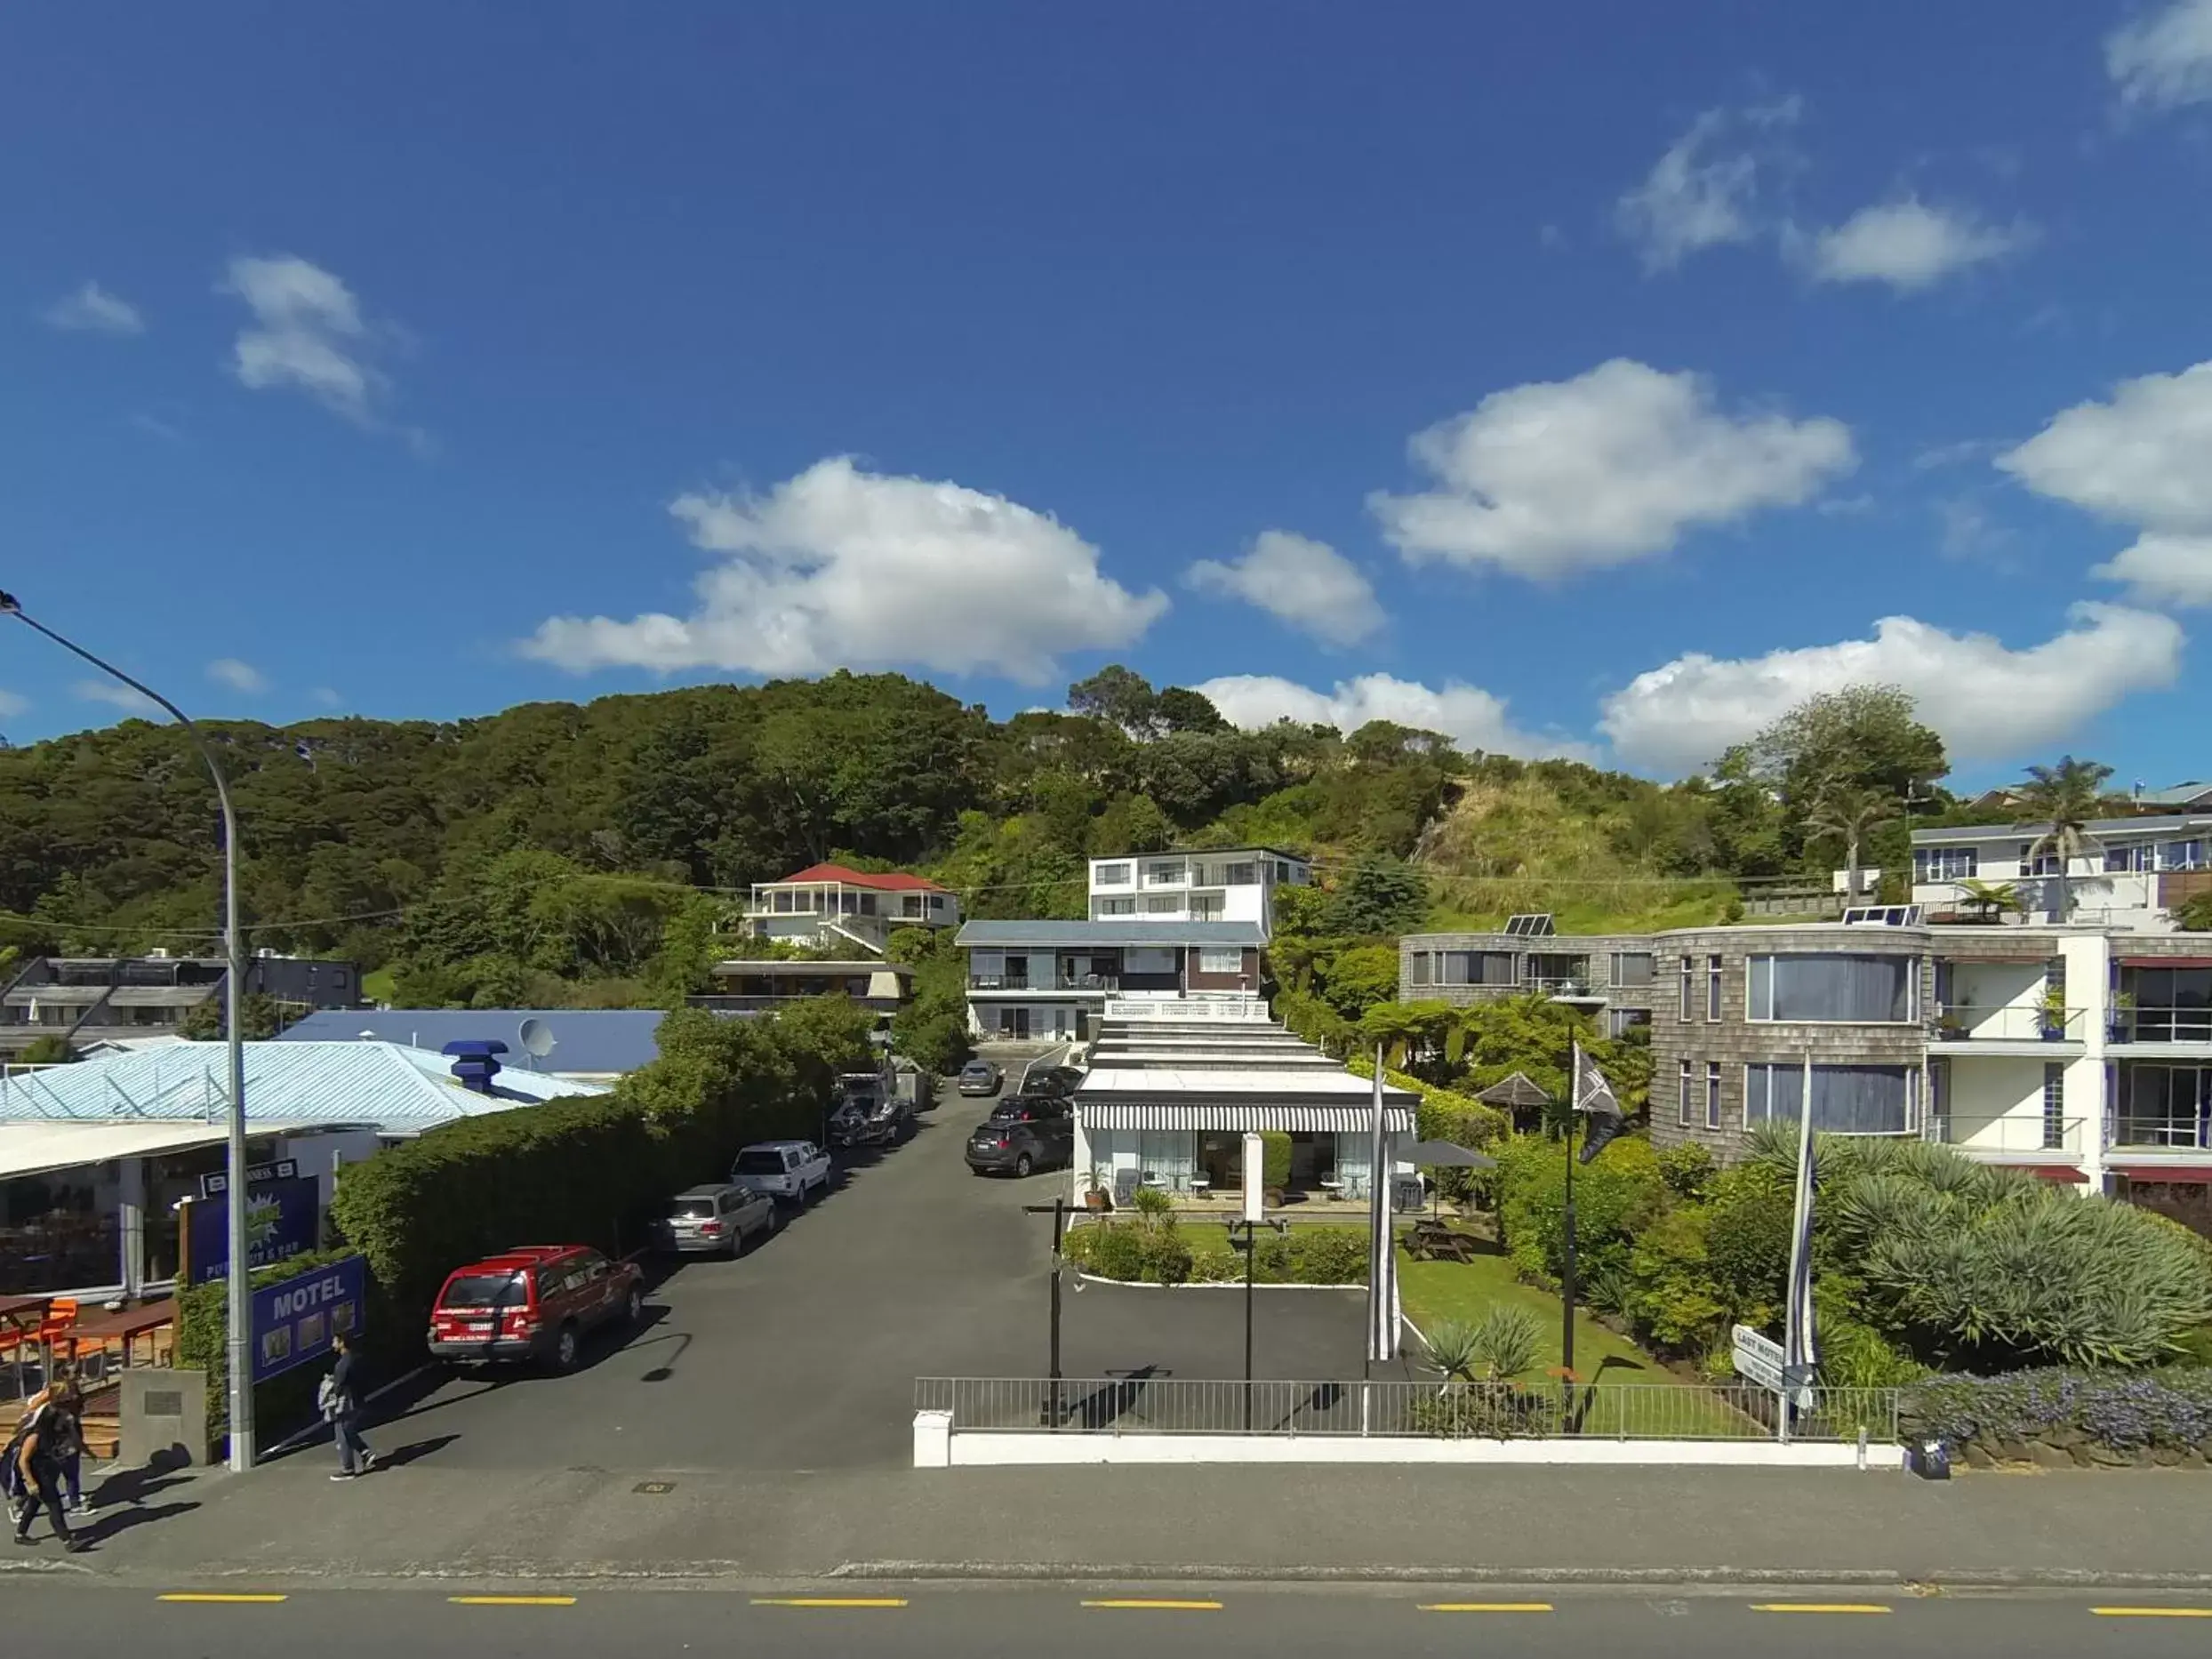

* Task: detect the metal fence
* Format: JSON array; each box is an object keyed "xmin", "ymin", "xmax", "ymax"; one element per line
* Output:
[{"xmin": 914, "ymin": 1377, "xmax": 1899, "ymax": 1444}]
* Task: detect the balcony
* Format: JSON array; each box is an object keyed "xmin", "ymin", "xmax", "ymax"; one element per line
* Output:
[
  {"xmin": 1927, "ymin": 1113, "xmax": 2087, "ymax": 1162},
  {"xmin": 967, "ymin": 974, "xmax": 1118, "ymax": 994},
  {"xmin": 2109, "ymin": 1006, "xmax": 2212, "ymax": 1047},
  {"xmin": 1930, "ymin": 1004, "xmax": 2087, "ymax": 1051}
]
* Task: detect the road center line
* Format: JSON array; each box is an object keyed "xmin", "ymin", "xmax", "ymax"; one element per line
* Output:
[
  {"xmin": 2090, "ymin": 1607, "xmax": 2212, "ymax": 1618},
  {"xmin": 1420, "ymin": 1603, "xmax": 1554, "ymax": 1613},
  {"xmin": 1081, "ymin": 1599, "xmax": 1223, "ymax": 1610},
  {"xmin": 448, "ymin": 1596, "xmax": 577, "ymax": 1607},
  {"xmin": 1751, "ymin": 1604, "xmax": 1893, "ymax": 1614},
  {"xmin": 749, "ymin": 1598, "xmax": 910, "ymax": 1608},
  {"xmin": 157, "ymin": 1593, "xmax": 289, "ymax": 1604}
]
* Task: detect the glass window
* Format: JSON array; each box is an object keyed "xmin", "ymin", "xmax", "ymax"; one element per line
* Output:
[
  {"xmin": 1094, "ymin": 863, "xmax": 1131, "ymax": 886},
  {"xmin": 1913, "ymin": 846, "xmax": 1979, "ymax": 882},
  {"xmin": 1095, "ymin": 897, "xmax": 1134, "ymax": 916},
  {"xmin": 1677, "ymin": 1060, "xmax": 1694, "ymax": 1127},
  {"xmin": 1145, "ymin": 861, "xmax": 1184, "ymax": 885},
  {"xmin": 2042, "ymin": 1062, "xmax": 2066, "ymax": 1150},
  {"xmin": 1747, "ymin": 955, "xmax": 1915, "ymax": 1022},
  {"xmin": 1225, "ymin": 862, "xmax": 1258, "ymax": 885},
  {"xmin": 2159, "ymin": 840, "xmax": 2207, "ymax": 871},
  {"xmin": 1744, "ymin": 1063, "xmax": 1919, "ymax": 1135},
  {"xmin": 1142, "ymin": 895, "xmax": 1180, "ymax": 913},
  {"xmin": 1611, "ymin": 951, "xmax": 1655, "ymax": 989},
  {"xmin": 2119, "ymin": 1065, "xmax": 2211, "ymax": 1149},
  {"xmin": 1705, "ymin": 1062, "xmax": 1722, "ymax": 1130},
  {"xmin": 2106, "ymin": 844, "xmax": 2152, "ymax": 874},
  {"xmin": 1408, "ymin": 952, "xmax": 1431, "ymax": 987},
  {"xmin": 1679, "ymin": 957, "xmax": 1695, "ymax": 1022},
  {"xmin": 1198, "ymin": 949, "xmax": 1243, "ymax": 974},
  {"xmin": 773, "ymin": 890, "xmax": 795, "ymax": 913},
  {"xmin": 1706, "ymin": 956, "xmax": 1723, "ymax": 1022},
  {"xmin": 2019, "ymin": 843, "xmax": 2062, "ymax": 877}
]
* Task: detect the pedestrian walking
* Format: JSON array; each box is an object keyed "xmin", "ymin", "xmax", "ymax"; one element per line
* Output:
[
  {"xmin": 12, "ymin": 1379, "xmax": 88, "ymax": 1551},
  {"xmin": 14, "ymin": 1374, "xmax": 92, "ymax": 1516},
  {"xmin": 319, "ymin": 1331, "xmax": 378, "ymax": 1480}
]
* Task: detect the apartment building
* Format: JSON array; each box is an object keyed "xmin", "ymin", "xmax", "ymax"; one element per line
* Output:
[
  {"xmin": 0, "ymin": 951, "xmax": 358, "ymax": 1061},
  {"xmin": 955, "ymin": 919, "xmax": 1263, "ymax": 1042},
  {"xmin": 1086, "ymin": 847, "xmax": 1311, "ymax": 929},
  {"xmin": 741, "ymin": 862, "xmax": 960, "ymax": 955},
  {"xmin": 1910, "ymin": 813, "xmax": 2212, "ymax": 928}
]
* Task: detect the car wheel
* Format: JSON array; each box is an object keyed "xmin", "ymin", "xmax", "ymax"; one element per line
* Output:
[
  {"xmin": 552, "ymin": 1323, "xmax": 581, "ymax": 1373},
  {"xmin": 1014, "ymin": 1151, "xmax": 1033, "ymax": 1178}
]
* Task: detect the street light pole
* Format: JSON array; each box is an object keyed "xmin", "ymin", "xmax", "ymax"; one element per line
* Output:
[
  {"xmin": 1022, "ymin": 1198, "xmax": 1069, "ymax": 1428},
  {"xmin": 1226, "ymin": 1217, "xmax": 1286, "ymax": 1431},
  {"xmin": 0, "ymin": 592, "xmax": 255, "ymax": 1471}
]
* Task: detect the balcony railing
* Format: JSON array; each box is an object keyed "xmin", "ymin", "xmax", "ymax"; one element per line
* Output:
[
  {"xmin": 1927, "ymin": 1114, "xmax": 2085, "ymax": 1156},
  {"xmin": 2110, "ymin": 1007, "xmax": 2212, "ymax": 1044},
  {"xmin": 968, "ymin": 974, "xmax": 1118, "ymax": 992},
  {"xmin": 2112, "ymin": 1118, "xmax": 2212, "ymax": 1150},
  {"xmin": 1930, "ymin": 1004, "xmax": 2086, "ymax": 1043}
]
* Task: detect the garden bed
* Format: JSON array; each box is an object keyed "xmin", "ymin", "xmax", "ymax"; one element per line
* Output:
[{"xmin": 1904, "ymin": 1368, "xmax": 2212, "ymax": 1469}]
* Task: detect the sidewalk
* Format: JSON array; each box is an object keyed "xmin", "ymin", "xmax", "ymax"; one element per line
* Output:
[{"xmin": 20, "ymin": 1455, "xmax": 2212, "ymax": 1590}]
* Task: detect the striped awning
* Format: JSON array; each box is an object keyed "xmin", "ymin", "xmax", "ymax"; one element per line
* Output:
[{"xmin": 1079, "ymin": 1102, "xmax": 1415, "ymax": 1134}]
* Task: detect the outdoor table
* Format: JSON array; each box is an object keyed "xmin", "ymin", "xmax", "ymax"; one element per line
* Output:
[
  {"xmin": 63, "ymin": 1300, "xmax": 176, "ymax": 1374},
  {"xmin": 0, "ymin": 1294, "xmax": 52, "ymax": 1397}
]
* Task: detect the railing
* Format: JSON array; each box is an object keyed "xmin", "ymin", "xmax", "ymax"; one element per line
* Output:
[
  {"xmin": 969, "ymin": 974, "xmax": 1118, "ymax": 992},
  {"xmin": 1927, "ymin": 1114, "xmax": 2084, "ymax": 1156},
  {"xmin": 1931, "ymin": 1004, "xmax": 2086, "ymax": 1043},
  {"xmin": 1103, "ymin": 995, "xmax": 1266, "ymax": 1022},
  {"xmin": 915, "ymin": 1378, "xmax": 1898, "ymax": 1443},
  {"xmin": 2110, "ymin": 1007, "xmax": 2212, "ymax": 1044},
  {"xmin": 1522, "ymin": 976, "xmax": 1599, "ymax": 997},
  {"xmin": 967, "ymin": 974, "xmax": 1030, "ymax": 991},
  {"xmin": 2113, "ymin": 1118, "xmax": 2212, "ymax": 1150}
]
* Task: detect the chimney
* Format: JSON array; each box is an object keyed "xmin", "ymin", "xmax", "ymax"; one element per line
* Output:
[{"xmin": 440, "ymin": 1038, "xmax": 509, "ymax": 1094}]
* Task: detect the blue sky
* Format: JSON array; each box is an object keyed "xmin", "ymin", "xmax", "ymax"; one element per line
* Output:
[{"xmin": 4, "ymin": 2, "xmax": 2209, "ymax": 789}]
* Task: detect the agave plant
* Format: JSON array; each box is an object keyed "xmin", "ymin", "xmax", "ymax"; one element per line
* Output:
[
  {"xmin": 1422, "ymin": 1319, "xmax": 1486, "ymax": 1384},
  {"xmin": 1471, "ymin": 1303, "xmax": 1543, "ymax": 1382}
]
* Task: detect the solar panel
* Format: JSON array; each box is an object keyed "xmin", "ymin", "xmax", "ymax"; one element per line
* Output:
[
  {"xmin": 1841, "ymin": 905, "xmax": 1924, "ymax": 926},
  {"xmin": 1503, "ymin": 913, "xmax": 1557, "ymax": 936}
]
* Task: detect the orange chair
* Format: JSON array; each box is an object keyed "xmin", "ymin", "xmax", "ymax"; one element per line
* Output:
[{"xmin": 33, "ymin": 1297, "xmax": 79, "ymax": 1383}]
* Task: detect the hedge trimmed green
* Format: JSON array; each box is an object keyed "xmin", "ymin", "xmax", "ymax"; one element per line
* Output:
[
  {"xmin": 176, "ymin": 1246, "xmax": 359, "ymax": 1443},
  {"xmin": 1066, "ymin": 1220, "xmax": 1369, "ymax": 1286}
]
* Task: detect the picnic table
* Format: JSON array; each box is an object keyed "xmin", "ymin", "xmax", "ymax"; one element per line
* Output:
[
  {"xmin": 63, "ymin": 1299, "xmax": 176, "ymax": 1374},
  {"xmin": 1404, "ymin": 1220, "xmax": 1481, "ymax": 1264}
]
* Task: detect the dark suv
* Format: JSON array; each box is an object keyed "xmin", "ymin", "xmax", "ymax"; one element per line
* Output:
[
  {"xmin": 966, "ymin": 1094, "xmax": 1074, "ymax": 1177},
  {"xmin": 1022, "ymin": 1065, "xmax": 1085, "ymax": 1100}
]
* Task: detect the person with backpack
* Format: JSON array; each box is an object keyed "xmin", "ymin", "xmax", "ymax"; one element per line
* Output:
[
  {"xmin": 12, "ymin": 1378, "xmax": 87, "ymax": 1551},
  {"xmin": 12, "ymin": 1376, "xmax": 92, "ymax": 1517},
  {"xmin": 319, "ymin": 1330, "xmax": 377, "ymax": 1480}
]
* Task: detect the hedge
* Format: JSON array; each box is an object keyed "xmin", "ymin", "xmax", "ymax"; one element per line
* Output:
[
  {"xmin": 1903, "ymin": 1367, "xmax": 2212, "ymax": 1466},
  {"xmin": 1065, "ymin": 1220, "xmax": 1369, "ymax": 1286},
  {"xmin": 176, "ymin": 1246, "xmax": 362, "ymax": 1445}
]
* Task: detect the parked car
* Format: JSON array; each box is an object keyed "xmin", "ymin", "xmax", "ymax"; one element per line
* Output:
[
  {"xmin": 827, "ymin": 1098, "xmax": 889, "ymax": 1149},
  {"xmin": 957, "ymin": 1059, "xmax": 1003, "ymax": 1097},
  {"xmin": 966, "ymin": 1095, "xmax": 1075, "ymax": 1177},
  {"xmin": 731, "ymin": 1139, "xmax": 833, "ymax": 1205},
  {"xmin": 426, "ymin": 1244, "xmax": 644, "ymax": 1372},
  {"xmin": 1022, "ymin": 1064, "xmax": 1085, "ymax": 1100},
  {"xmin": 655, "ymin": 1182, "xmax": 778, "ymax": 1257}
]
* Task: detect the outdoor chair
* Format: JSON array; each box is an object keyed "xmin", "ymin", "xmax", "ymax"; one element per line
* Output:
[{"xmin": 1112, "ymin": 1169, "xmax": 1140, "ymax": 1208}]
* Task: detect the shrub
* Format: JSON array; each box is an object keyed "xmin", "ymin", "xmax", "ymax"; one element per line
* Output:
[
  {"xmin": 1130, "ymin": 1185, "xmax": 1174, "ymax": 1219},
  {"xmin": 1656, "ymin": 1142, "xmax": 1716, "ymax": 1201},
  {"xmin": 1470, "ymin": 1304, "xmax": 1543, "ymax": 1380},
  {"xmin": 1260, "ymin": 1133, "xmax": 1292, "ymax": 1191},
  {"xmin": 1495, "ymin": 1133, "xmax": 1667, "ymax": 1286},
  {"xmin": 1078, "ymin": 1222, "xmax": 1146, "ymax": 1281},
  {"xmin": 1625, "ymin": 1206, "xmax": 1730, "ymax": 1353},
  {"xmin": 177, "ymin": 1247, "xmax": 360, "ymax": 1442},
  {"xmin": 1288, "ymin": 1228, "xmax": 1367, "ymax": 1284},
  {"xmin": 1904, "ymin": 1367, "xmax": 2212, "ymax": 1455}
]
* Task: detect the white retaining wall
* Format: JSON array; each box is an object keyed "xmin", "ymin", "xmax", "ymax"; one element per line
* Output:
[{"xmin": 911, "ymin": 1412, "xmax": 1902, "ymax": 1470}]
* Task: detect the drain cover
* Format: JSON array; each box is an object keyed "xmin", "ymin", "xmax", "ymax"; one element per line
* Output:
[{"xmin": 632, "ymin": 1480, "xmax": 676, "ymax": 1495}]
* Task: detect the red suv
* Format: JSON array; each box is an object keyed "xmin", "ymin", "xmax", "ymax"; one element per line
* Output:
[{"xmin": 427, "ymin": 1244, "xmax": 645, "ymax": 1372}]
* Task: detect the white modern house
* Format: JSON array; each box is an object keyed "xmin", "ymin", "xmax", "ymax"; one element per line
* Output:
[
  {"xmin": 956, "ymin": 920, "xmax": 1264, "ymax": 1042},
  {"xmin": 1087, "ymin": 847, "xmax": 1311, "ymax": 929},
  {"xmin": 742, "ymin": 862, "xmax": 960, "ymax": 954},
  {"xmin": 1910, "ymin": 813, "xmax": 2212, "ymax": 929}
]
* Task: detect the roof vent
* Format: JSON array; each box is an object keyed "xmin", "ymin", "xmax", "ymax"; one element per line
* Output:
[{"xmin": 441, "ymin": 1038, "xmax": 509, "ymax": 1094}]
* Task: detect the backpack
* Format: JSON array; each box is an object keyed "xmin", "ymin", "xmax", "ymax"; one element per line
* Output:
[{"xmin": 316, "ymin": 1374, "xmax": 339, "ymax": 1419}]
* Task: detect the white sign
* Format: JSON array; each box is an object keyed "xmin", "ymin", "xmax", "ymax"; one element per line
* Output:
[
  {"xmin": 1732, "ymin": 1324, "xmax": 1814, "ymax": 1408},
  {"xmin": 1241, "ymin": 1132, "xmax": 1265, "ymax": 1223}
]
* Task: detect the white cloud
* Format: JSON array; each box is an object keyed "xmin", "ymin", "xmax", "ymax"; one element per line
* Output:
[
  {"xmin": 1799, "ymin": 198, "xmax": 2031, "ymax": 291},
  {"xmin": 0, "ymin": 690, "xmax": 28, "ymax": 721},
  {"xmin": 2093, "ymin": 534, "xmax": 2212, "ymax": 606},
  {"xmin": 523, "ymin": 456, "xmax": 1167, "ymax": 685},
  {"xmin": 2000, "ymin": 358, "xmax": 2212, "ymax": 605},
  {"xmin": 1369, "ymin": 358, "xmax": 1855, "ymax": 580},
  {"xmin": 309, "ymin": 686, "xmax": 345, "ymax": 709},
  {"xmin": 2109, "ymin": 0, "xmax": 2212, "ymax": 110},
  {"xmin": 207, "ymin": 658, "xmax": 269, "ymax": 693},
  {"xmin": 1936, "ymin": 497, "xmax": 2016, "ymax": 565},
  {"xmin": 1615, "ymin": 98, "xmax": 1799, "ymax": 272},
  {"xmin": 1183, "ymin": 531, "xmax": 1383, "ymax": 646},
  {"xmin": 1598, "ymin": 604, "xmax": 2184, "ymax": 774},
  {"xmin": 220, "ymin": 254, "xmax": 385, "ymax": 421},
  {"xmin": 74, "ymin": 679, "xmax": 163, "ymax": 717},
  {"xmin": 44, "ymin": 281, "xmax": 143, "ymax": 336},
  {"xmin": 1194, "ymin": 672, "xmax": 1595, "ymax": 761}
]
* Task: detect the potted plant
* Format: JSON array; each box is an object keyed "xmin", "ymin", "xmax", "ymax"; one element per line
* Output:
[
  {"xmin": 1082, "ymin": 1167, "xmax": 1112, "ymax": 1212},
  {"xmin": 1936, "ymin": 1011, "xmax": 1966, "ymax": 1041},
  {"xmin": 2039, "ymin": 985, "xmax": 2070, "ymax": 1041},
  {"xmin": 2110, "ymin": 990, "xmax": 2136, "ymax": 1043}
]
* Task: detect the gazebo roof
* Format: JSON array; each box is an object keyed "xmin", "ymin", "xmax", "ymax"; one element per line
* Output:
[{"xmin": 1475, "ymin": 1070, "xmax": 1552, "ymax": 1109}]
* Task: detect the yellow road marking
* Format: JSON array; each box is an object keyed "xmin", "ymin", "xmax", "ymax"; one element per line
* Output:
[
  {"xmin": 1752, "ymin": 1604, "xmax": 1893, "ymax": 1614},
  {"xmin": 448, "ymin": 1596, "xmax": 577, "ymax": 1607},
  {"xmin": 1081, "ymin": 1599, "xmax": 1223, "ymax": 1610},
  {"xmin": 749, "ymin": 1598, "xmax": 910, "ymax": 1608},
  {"xmin": 1420, "ymin": 1603, "xmax": 1554, "ymax": 1613},
  {"xmin": 158, "ymin": 1594, "xmax": 289, "ymax": 1604},
  {"xmin": 2091, "ymin": 1608, "xmax": 2212, "ymax": 1618}
]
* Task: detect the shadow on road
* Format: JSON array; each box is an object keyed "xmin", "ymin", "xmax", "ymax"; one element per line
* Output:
[
  {"xmin": 72, "ymin": 1498, "xmax": 199, "ymax": 1549},
  {"xmin": 373, "ymin": 1433, "xmax": 458, "ymax": 1470}
]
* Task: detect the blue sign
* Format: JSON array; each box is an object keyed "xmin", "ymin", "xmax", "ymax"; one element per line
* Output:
[
  {"xmin": 250, "ymin": 1254, "xmax": 366, "ymax": 1384},
  {"xmin": 189, "ymin": 1175, "xmax": 319, "ymax": 1284}
]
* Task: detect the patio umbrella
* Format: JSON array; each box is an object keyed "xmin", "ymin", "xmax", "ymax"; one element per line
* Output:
[{"xmin": 1403, "ymin": 1139, "xmax": 1496, "ymax": 1219}]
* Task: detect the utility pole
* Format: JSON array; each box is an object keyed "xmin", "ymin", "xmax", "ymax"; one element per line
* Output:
[{"xmin": 1022, "ymin": 1197, "xmax": 1068, "ymax": 1427}]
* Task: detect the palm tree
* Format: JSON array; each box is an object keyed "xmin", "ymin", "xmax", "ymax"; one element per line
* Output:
[
  {"xmin": 2014, "ymin": 756, "xmax": 2116, "ymax": 920},
  {"xmin": 1803, "ymin": 782, "xmax": 1900, "ymax": 910},
  {"xmin": 1955, "ymin": 878, "xmax": 2025, "ymax": 925}
]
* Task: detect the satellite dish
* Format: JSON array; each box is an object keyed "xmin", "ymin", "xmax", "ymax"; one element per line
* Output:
[{"xmin": 518, "ymin": 1018, "xmax": 557, "ymax": 1067}]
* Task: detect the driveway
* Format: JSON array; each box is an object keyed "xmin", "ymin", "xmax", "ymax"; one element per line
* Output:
[{"xmin": 357, "ymin": 1084, "xmax": 1391, "ymax": 1474}]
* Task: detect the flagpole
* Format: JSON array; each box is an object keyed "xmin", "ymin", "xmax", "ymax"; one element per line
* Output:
[
  {"xmin": 1561, "ymin": 1040, "xmax": 1579, "ymax": 1396},
  {"xmin": 1782, "ymin": 1046, "xmax": 1816, "ymax": 1444}
]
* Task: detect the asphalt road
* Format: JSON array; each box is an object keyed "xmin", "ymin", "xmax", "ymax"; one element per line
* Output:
[
  {"xmin": 325, "ymin": 1081, "xmax": 1389, "ymax": 1475},
  {"xmin": 12, "ymin": 1583, "xmax": 2212, "ymax": 1659}
]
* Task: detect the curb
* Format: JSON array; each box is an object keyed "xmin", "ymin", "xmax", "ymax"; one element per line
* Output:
[{"xmin": 825, "ymin": 1559, "xmax": 2212, "ymax": 1591}]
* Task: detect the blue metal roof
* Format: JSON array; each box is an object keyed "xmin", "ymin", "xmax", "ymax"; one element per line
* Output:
[
  {"xmin": 277, "ymin": 1008, "xmax": 666, "ymax": 1076},
  {"xmin": 0, "ymin": 1040, "xmax": 609, "ymax": 1130}
]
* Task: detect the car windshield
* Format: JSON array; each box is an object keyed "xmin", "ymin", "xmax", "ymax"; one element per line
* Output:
[
  {"xmin": 735, "ymin": 1150, "xmax": 787, "ymax": 1174},
  {"xmin": 961, "ymin": 1062, "xmax": 992, "ymax": 1077},
  {"xmin": 443, "ymin": 1271, "xmax": 524, "ymax": 1309},
  {"xmin": 670, "ymin": 1198, "xmax": 717, "ymax": 1219}
]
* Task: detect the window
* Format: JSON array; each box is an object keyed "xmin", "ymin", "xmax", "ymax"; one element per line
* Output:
[
  {"xmin": 1094, "ymin": 863, "xmax": 1131, "ymax": 886},
  {"xmin": 1095, "ymin": 897, "xmax": 1134, "ymax": 916},
  {"xmin": 2019, "ymin": 842, "xmax": 2062, "ymax": 877},
  {"xmin": 2159, "ymin": 839, "xmax": 2207, "ymax": 872},
  {"xmin": 1276, "ymin": 861, "xmax": 1294, "ymax": 883},
  {"xmin": 1610, "ymin": 951, "xmax": 1655, "ymax": 989},
  {"xmin": 2042, "ymin": 1062, "xmax": 2066, "ymax": 1150},
  {"xmin": 1143, "ymin": 895, "xmax": 1181, "ymax": 913},
  {"xmin": 2118, "ymin": 1065, "xmax": 2211, "ymax": 1150},
  {"xmin": 1914, "ymin": 846, "xmax": 1978, "ymax": 882},
  {"xmin": 1677, "ymin": 1060, "xmax": 1694, "ymax": 1127},
  {"xmin": 1408, "ymin": 952, "xmax": 1431, "ymax": 987},
  {"xmin": 1747, "ymin": 954, "xmax": 1915, "ymax": 1022},
  {"xmin": 1679, "ymin": 957, "xmax": 1695, "ymax": 1022},
  {"xmin": 773, "ymin": 890, "xmax": 796, "ymax": 913},
  {"xmin": 1198, "ymin": 948, "xmax": 1243, "ymax": 974},
  {"xmin": 2106, "ymin": 844, "xmax": 2152, "ymax": 874},
  {"xmin": 1437, "ymin": 951, "xmax": 1514, "ymax": 987},
  {"xmin": 1609, "ymin": 1008, "xmax": 1652, "ymax": 1038},
  {"xmin": 1744, "ymin": 1063, "xmax": 1919, "ymax": 1135},
  {"xmin": 1705, "ymin": 1061, "xmax": 1722, "ymax": 1130},
  {"xmin": 1706, "ymin": 956, "xmax": 1723, "ymax": 1022},
  {"xmin": 1145, "ymin": 861, "xmax": 1184, "ymax": 886},
  {"xmin": 1224, "ymin": 862, "xmax": 1259, "ymax": 885}
]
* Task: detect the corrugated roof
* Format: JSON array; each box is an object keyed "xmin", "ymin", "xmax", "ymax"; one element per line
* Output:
[
  {"xmin": 956, "ymin": 919, "xmax": 1265, "ymax": 948},
  {"xmin": 0, "ymin": 1040, "xmax": 607, "ymax": 1129},
  {"xmin": 279, "ymin": 1008, "xmax": 666, "ymax": 1076},
  {"xmin": 773, "ymin": 862, "xmax": 947, "ymax": 893},
  {"xmin": 1080, "ymin": 1066, "xmax": 1419, "ymax": 1098}
]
